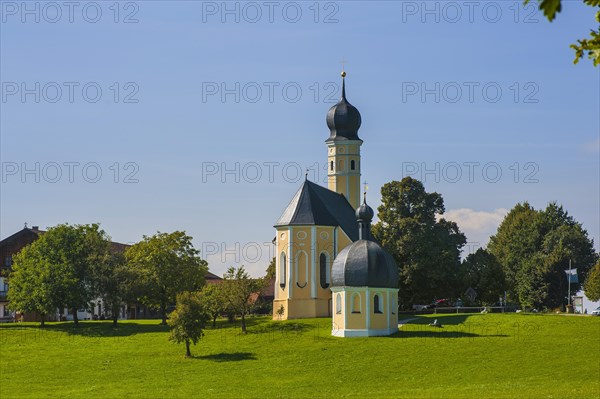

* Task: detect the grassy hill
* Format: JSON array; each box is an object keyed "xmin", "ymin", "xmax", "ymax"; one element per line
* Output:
[{"xmin": 1, "ymin": 313, "xmax": 598, "ymax": 398}]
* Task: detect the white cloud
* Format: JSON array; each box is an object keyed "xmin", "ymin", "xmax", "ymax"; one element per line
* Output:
[{"xmin": 439, "ymin": 208, "xmax": 509, "ymax": 252}]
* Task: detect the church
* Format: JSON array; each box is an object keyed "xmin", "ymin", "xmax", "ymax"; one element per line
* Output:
[{"xmin": 272, "ymin": 72, "xmax": 399, "ymax": 337}]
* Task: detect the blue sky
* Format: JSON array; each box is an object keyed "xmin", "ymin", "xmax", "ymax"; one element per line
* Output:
[{"xmin": 1, "ymin": 0, "xmax": 598, "ymax": 277}]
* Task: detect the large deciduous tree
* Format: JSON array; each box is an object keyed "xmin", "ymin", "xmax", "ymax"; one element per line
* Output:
[
  {"xmin": 221, "ymin": 266, "xmax": 263, "ymax": 333},
  {"xmin": 460, "ymin": 249, "xmax": 507, "ymax": 306},
  {"xmin": 525, "ymin": 0, "xmax": 600, "ymax": 66},
  {"xmin": 126, "ymin": 231, "xmax": 208, "ymax": 324},
  {"xmin": 488, "ymin": 202, "xmax": 597, "ymax": 309},
  {"xmin": 8, "ymin": 223, "xmax": 110, "ymax": 327},
  {"xmin": 371, "ymin": 177, "xmax": 467, "ymax": 307},
  {"xmin": 168, "ymin": 291, "xmax": 209, "ymax": 358}
]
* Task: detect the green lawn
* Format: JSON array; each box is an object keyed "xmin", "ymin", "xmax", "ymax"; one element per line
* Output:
[{"xmin": 1, "ymin": 313, "xmax": 598, "ymax": 399}]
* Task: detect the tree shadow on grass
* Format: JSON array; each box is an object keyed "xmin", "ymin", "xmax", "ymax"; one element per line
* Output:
[
  {"xmin": 393, "ymin": 330, "xmax": 509, "ymax": 339},
  {"xmin": 392, "ymin": 314, "xmax": 511, "ymax": 339},
  {"xmin": 249, "ymin": 320, "xmax": 313, "ymax": 335},
  {"xmin": 0, "ymin": 321, "xmax": 170, "ymax": 338},
  {"xmin": 194, "ymin": 352, "xmax": 257, "ymax": 362},
  {"xmin": 404, "ymin": 314, "xmax": 473, "ymax": 326}
]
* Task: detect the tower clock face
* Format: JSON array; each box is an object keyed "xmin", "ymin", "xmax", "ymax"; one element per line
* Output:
[{"xmin": 339, "ymin": 147, "xmax": 346, "ymax": 154}]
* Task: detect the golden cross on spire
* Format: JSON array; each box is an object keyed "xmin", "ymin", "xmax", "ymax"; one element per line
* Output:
[
  {"xmin": 340, "ymin": 58, "xmax": 348, "ymax": 77},
  {"xmin": 363, "ymin": 181, "xmax": 368, "ymax": 203},
  {"xmin": 340, "ymin": 58, "xmax": 348, "ymax": 71}
]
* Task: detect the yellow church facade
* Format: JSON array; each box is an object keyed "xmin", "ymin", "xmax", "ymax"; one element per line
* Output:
[
  {"xmin": 273, "ymin": 73, "xmax": 400, "ymax": 337},
  {"xmin": 272, "ymin": 224, "xmax": 352, "ymax": 319},
  {"xmin": 331, "ymin": 286, "xmax": 399, "ymax": 337}
]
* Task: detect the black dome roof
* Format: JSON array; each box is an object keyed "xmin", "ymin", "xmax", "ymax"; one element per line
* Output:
[
  {"xmin": 356, "ymin": 199, "xmax": 374, "ymax": 222},
  {"xmin": 326, "ymin": 75, "xmax": 362, "ymax": 143},
  {"xmin": 331, "ymin": 240, "xmax": 398, "ymax": 289}
]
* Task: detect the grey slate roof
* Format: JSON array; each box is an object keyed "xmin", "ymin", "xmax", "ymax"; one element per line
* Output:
[
  {"xmin": 331, "ymin": 240, "xmax": 398, "ymax": 289},
  {"xmin": 274, "ymin": 180, "xmax": 359, "ymax": 241}
]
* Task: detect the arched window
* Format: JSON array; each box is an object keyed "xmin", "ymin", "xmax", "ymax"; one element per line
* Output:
[
  {"xmin": 351, "ymin": 160, "xmax": 356, "ymax": 170},
  {"xmin": 279, "ymin": 252, "xmax": 286, "ymax": 288},
  {"xmin": 319, "ymin": 252, "xmax": 329, "ymax": 288},
  {"xmin": 336, "ymin": 294, "xmax": 342, "ymax": 314},
  {"xmin": 374, "ymin": 294, "xmax": 382, "ymax": 314},
  {"xmin": 296, "ymin": 250, "xmax": 308, "ymax": 288},
  {"xmin": 351, "ymin": 293, "xmax": 361, "ymax": 313},
  {"xmin": 330, "ymin": 161, "xmax": 334, "ymax": 171}
]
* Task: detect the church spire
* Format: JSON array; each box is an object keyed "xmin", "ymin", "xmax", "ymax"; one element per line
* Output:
[
  {"xmin": 326, "ymin": 69, "xmax": 363, "ymax": 210},
  {"xmin": 326, "ymin": 71, "xmax": 362, "ymax": 143}
]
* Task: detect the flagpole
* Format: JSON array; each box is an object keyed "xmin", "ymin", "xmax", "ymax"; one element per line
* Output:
[{"xmin": 568, "ymin": 259, "xmax": 571, "ymax": 307}]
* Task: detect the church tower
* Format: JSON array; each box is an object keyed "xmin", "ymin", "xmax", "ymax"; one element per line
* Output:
[
  {"xmin": 272, "ymin": 71, "xmax": 363, "ymax": 320},
  {"xmin": 326, "ymin": 72, "xmax": 363, "ymax": 210}
]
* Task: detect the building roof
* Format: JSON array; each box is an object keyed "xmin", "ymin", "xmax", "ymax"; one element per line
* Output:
[
  {"xmin": 0, "ymin": 227, "xmax": 44, "ymax": 245},
  {"xmin": 262, "ymin": 277, "xmax": 275, "ymax": 298},
  {"xmin": 205, "ymin": 271, "xmax": 223, "ymax": 284},
  {"xmin": 274, "ymin": 180, "xmax": 359, "ymax": 241},
  {"xmin": 331, "ymin": 240, "xmax": 398, "ymax": 289}
]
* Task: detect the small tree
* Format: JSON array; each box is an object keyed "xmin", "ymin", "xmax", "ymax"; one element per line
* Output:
[
  {"xmin": 221, "ymin": 266, "xmax": 263, "ymax": 333},
  {"xmin": 276, "ymin": 304, "xmax": 285, "ymax": 320},
  {"xmin": 201, "ymin": 283, "xmax": 225, "ymax": 327},
  {"xmin": 168, "ymin": 291, "xmax": 209, "ymax": 358},
  {"xmin": 8, "ymin": 248, "xmax": 58, "ymax": 327},
  {"xmin": 265, "ymin": 257, "xmax": 276, "ymax": 280},
  {"xmin": 584, "ymin": 259, "xmax": 600, "ymax": 302}
]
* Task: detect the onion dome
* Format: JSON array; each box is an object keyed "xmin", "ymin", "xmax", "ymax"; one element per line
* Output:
[
  {"xmin": 326, "ymin": 71, "xmax": 362, "ymax": 143},
  {"xmin": 356, "ymin": 194, "xmax": 374, "ymax": 222},
  {"xmin": 331, "ymin": 193, "xmax": 399, "ymax": 289},
  {"xmin": 331, "ymin": 240, "xmax": 398, "ymax": 289}
]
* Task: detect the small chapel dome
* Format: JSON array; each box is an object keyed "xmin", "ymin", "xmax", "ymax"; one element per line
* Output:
[
  {"xmin": 326, "ymin": 72, "xmax": 362, "ymax": 143},
  {"xmin": 332, "ymin": 191, "xmax": 398, "ymax": 289},
  {"xmin": 331, "ymin": 240, "xmax": 398, "ymax": 289}
]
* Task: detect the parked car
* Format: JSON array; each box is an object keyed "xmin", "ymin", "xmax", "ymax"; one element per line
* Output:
[
  {"xmin": 428, "ymin": 299, "xmax": 452, "ymax": 308},
  {"xmin": 591, "ymin": 306, "xmax": 600, "ymax": 316}
]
